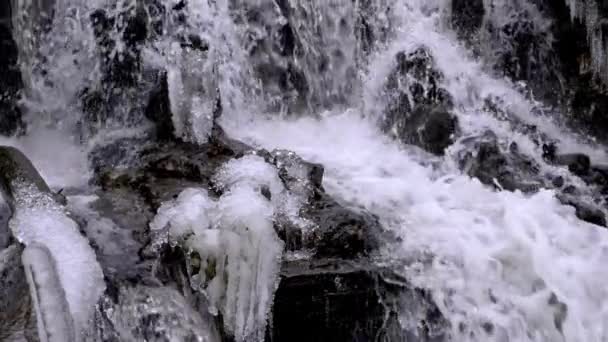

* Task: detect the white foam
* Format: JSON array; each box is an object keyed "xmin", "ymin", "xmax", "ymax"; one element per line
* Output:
[{"xmin": 225, "ymin": 109, "xmax": 608, "ymax": 341}]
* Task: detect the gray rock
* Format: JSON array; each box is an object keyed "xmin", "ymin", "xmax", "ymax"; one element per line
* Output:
[
  {"xmin": 556, "ymin": 193, "xmax": 607, "ymax": 227},
  {"xmin": 451, "ymin": 0, "xmax": 485, "ymax": 40},
  {"xmin": 552, "ymin": 153, "xmax": 591, "ymax": 177},
  {"xmin": 0, "ymin": 244, "xmax": 37, "ymax": 341},
  {"xmin": 96, "ymin": 285, "xmax": 220, "ymax": 342},
  {"xmin": 0, "ymin": 3, "xmax": 25, "ymax": 137},
  {"xmin": 0, "ymin": 146, "xmax": 65, "ymax": 209},
  {"xmin": 382, "ymin": 48, "xmax": 459, "ymax": 155},
  {"xmin": 272, "ymin": 259, "xmax": 448, "ymax": 342},
  {"xmin": 459, "ymin": 132, "xmax": 543, "ymax": 193}
]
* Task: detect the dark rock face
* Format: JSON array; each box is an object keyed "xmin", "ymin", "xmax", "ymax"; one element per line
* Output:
[
  {"xmin": 0, "ymin": 245, "xmax": 37, "ymax": 341},
  {"xmin": 557, "ymin": 193, "xmax": 607, "ymax": 227},
  {"xmin": 451, "ymin": 0, "xmax": 485, "ymax": 40},
  {"xmin": 382, "ymin": 48, "xmax": 459, "ymax": 155},
  {"xmin": 144, "ymin": 72, "xmax": 175, "ymax": 140},
  {"xmin": 551, "ymin": 153, "xmax": 591, "ymax": 177},
  {"xmin": 272, "ymin": 260, "xmax": 447, "ymax": 342},
  {"xmin": 0, "ymin": 5, "xmax": 25, "ymax": 137},
  {"xmin": 459, "ymin": 132, "xmax": 543, "ymax": 193},
  {"xmin": 0, "ymin": 146, "xmax": 67, "ymax": 208},
  {"xmin": 81, "ymin": 1, "xmax": 166, "ymax": 138}
]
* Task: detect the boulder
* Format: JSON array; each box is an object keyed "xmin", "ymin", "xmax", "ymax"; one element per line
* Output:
[
  {"xmin": 556, "ymin": 193, "xmax": 607, "ymax": 227},
  {"xmin": 550, "ymin": 153, "xmax": 591, "ymax": 177},
  {"xmin": 0, "ymin": 244, "xmax": 37, "ymax": 341},
  {"xmin": 0, "ymin": 146, "xmax": 65, "ymax": 208},
  {"xmin": 272, "ymin": 259, "xmax": 448, "ymax": 342},
  {"xmin": 459, "ymin": 132, "xmax": 543, "ymax": 193},
  {"xmin": 382, "ymin": 48, "xmax": 459, "ymax": 155}
]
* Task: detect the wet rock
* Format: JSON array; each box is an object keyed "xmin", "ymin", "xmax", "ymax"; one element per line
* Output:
[
  {"xmin": 0, "ymin": 18, "xmax": 25, "ymax": 136},
  {"xmin": 587, "ymin": 165, "xmax": 608, "ymax": 194},
  {"xmin": 271, "ymin": 149, "xmax": 324, "ymax": 201},
  {"xmin": 382, "ymin": 48, "xmax": 459, "ymax": 155},
  {"xmin": 83, "ymin": 2, "xmax": 164, "ymax": 138},
  {"xmin": 451, "ymin": 0, "xmax": 485, "ymax": 40},
  {"xmin": 459, "ymin": 132, "xmax": 543, "ymax": 193},
  {"xmin": 0, "ymin": 244, "xmax": 37, "ymax": 341},
  {"xmin": 272, "ymin": 259, "xmax": 448, "ymax": 342},
  {"xmin": 551, "ymin": 153, "xmax": 591, "ymax": 177},
  {"xmin": 305, "ymin": 191, "xmax": 383, "ymax": 259},
  {"xmin": 0, "ymin": 146, "xmax": 65, "ymax": 208},
  {"xmin": 68, "ymin": 190, "xmax": 154, "ymax": 284},
  {"xmin": 392, "ymin": 104, "xmax": 458, "ymax": 156},
  {"xmin": 0, "ymin": 196, "xmax": 10, "ymax": 249},
  {"xmin": 556, "ymin": 193, "xmax": 607, "ymax": 227},
  {"xmin": 144, "ymin": 71, "xmax": 175, "ymax": 140},
  {"xmin": 96, "ymin": 284, "xmax": 220, "ymax": 342},
  {"xmin": 269, "ymin": 149, "xmax": 385, "ymax": 258}
]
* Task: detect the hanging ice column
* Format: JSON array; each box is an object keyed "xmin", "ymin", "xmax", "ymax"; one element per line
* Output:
[
  {"xmin": 565, "ymin": 0, "xmax": 608, "ymax": 82},
  {"xmin": 0, "ymin": 146, "xmax": 105, "ymax": 341},
  {"xmin": 150, "ymin": 155, "xmax": 287, "ymax": 342}
]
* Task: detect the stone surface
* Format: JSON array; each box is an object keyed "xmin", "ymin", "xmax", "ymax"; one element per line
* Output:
[
  {"xmin": 0, "ymin": 244, "xmax": 37, "ymax": 341},
  {"xmin": 451, "ymin": 0, "xmax": 485, "ymax": 40},
  {"xmin": 271, "ymin": 259, "xmax": 447, "ymax": 342},
  {"xmin": 382, "ymin": 48, "xmax": 459, "ymax": 155},
  {"xmin": 0, "ymin": 146, "xmax": 65, "ymax": 208},
  {"xmin": 459, "ymin": 132, "xmax": 543, "ymax": 193},
  {"xmin": 95, "ymin": 284, "xmax": 220, "ymax": 342},
  {"xmin": 557, "ymin": 193, "xmax": 607, "ymax": 227},
  {"xmin": 0, "ymin": 10, "xmax": 25, "ymax": 137}
]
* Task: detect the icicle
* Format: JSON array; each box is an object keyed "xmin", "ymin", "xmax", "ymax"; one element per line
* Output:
[{"xmin": 22, "ymin": 244, "xmax": 76, "ymax": 342}]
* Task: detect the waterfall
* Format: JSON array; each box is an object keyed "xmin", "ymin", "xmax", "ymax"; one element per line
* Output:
[{"xmin": 3, "ymin": 0, "xmax": 608, "ymax": 341}]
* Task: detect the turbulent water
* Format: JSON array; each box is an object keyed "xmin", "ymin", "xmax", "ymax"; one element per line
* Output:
[{"xmin": 6, "ymin": 0, "xmax": 608, "ymax": 341}]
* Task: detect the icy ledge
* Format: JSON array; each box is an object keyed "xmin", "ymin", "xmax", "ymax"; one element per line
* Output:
[
  {"xmin": 0, "ymin": 146, "xmax": 105, "ymax": 341},
  {"xmin": 150, "ymin": 155, "xmax": 286, "ymax": 342}
]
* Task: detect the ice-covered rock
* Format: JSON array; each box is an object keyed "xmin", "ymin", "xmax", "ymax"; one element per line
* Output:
[
  {"xmin": 150, "ymin": 155, "xmax": 287, "ymax": 342},
  {"xmin": 0, "ymin": 146, "xmax": 105, "ymax": 339}
]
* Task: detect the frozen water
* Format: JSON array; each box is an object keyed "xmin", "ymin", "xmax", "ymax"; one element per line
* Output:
[
  {"xmin": 151, "ymin": 156, "xmax": 287, "ymax": 342},
  {"xmin": 9, "ymin": 183, "xmax": 105, "ymax": 339}
]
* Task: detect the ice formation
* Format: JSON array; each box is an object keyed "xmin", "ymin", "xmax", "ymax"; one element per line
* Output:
[
  {"xmin": 9, "ymin": 183, "xmax": 105, "ymax": 340},
  {"xmin": 150, "ymin": 155, "xmax": 286, "ymax": 342},
  {"xmin": 565, "ymin": 0, "xmax": 608, "ymax": 82}
]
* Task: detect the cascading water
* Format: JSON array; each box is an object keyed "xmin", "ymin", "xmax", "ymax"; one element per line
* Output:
[{"xmin": 4, "ymin": 0, "xmax": 608, "ymax": 341}]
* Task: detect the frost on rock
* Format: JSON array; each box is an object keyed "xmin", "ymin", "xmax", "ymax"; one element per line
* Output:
[
  {"xmin": 8, "ymin": 183, "xmax": 105, "ymax": 340},
  {"xmin": 150, "ymin": 155, "xmax": 288, "ymax": 342}
]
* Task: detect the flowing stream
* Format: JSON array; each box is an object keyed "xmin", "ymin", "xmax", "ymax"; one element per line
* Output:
[{"xmin": 4, "ymin": 0, "xmax": 608, "ymax": 341}]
